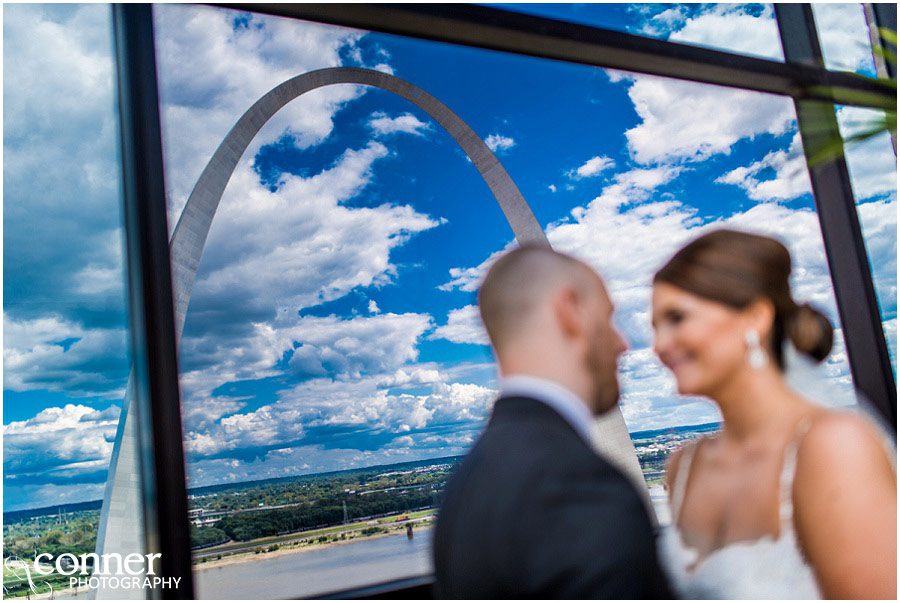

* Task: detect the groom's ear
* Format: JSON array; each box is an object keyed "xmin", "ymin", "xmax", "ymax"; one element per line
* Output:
[{"xmin": 554, "ymin": 285, "xmax": 584, "ymax": 339}]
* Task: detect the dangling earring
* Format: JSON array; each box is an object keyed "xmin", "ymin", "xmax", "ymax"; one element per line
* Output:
[{"xmin": 744, "ymin": 329, "xmax": 768, "ymax": 370}]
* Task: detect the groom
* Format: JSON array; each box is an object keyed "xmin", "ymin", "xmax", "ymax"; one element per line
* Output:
[{"xmin": 432, "ymin": 245, "xmax": 672, "ymax": 598}]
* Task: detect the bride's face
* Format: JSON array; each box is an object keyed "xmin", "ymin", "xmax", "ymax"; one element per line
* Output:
[{"xmin": 651, "ymin": 282, "xmax": 749, "ymax": 397}]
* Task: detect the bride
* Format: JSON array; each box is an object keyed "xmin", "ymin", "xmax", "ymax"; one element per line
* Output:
[{"xmin": 650, "ymin": 229, "xmax": 896, "ymax": 599}]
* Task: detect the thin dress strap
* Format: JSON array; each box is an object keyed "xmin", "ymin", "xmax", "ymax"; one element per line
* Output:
[
  {"xmin": 671, "ymin": 440, "xmax": 700, "ymax": 524},
  {"xmin": 778, "ymin": 416, "xmax": 814, "ymax": 531}
]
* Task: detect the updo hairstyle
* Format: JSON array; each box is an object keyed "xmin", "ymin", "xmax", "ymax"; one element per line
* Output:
[{"xmin": 653, "ymin": 229, "xmax": 833, "ymax": 370}]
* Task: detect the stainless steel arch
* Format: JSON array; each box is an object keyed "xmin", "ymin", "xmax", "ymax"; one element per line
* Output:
[
  {"xmin": 169, "ymin": 66, "xmax": 549, "ymax": 341},
  {"xmin": 95, "ymin": 68, "xmax": 645, "ymax": 598}
]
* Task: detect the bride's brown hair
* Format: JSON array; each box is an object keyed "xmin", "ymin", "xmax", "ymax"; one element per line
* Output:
[{"xmin": 654, "ymin": 229, "xmax": 833, "ymax": 370}]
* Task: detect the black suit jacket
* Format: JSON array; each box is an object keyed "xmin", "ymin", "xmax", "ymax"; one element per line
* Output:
[{"xmin": 433, "ymin": 396, "xmax": 673, "ymax": 599}]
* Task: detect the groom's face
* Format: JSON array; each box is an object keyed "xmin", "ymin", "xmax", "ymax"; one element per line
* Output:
[{"xmin": 584, "ymin": 280, "xmax": 627, "ymax": 416}]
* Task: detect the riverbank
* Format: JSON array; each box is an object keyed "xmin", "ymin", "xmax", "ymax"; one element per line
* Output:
[{"xmin": 193, "ymin": 518, "xmax": 432, "ymax": 572}]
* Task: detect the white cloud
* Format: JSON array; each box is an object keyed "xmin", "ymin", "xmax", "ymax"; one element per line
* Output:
[
  {"xmin": 178, "ymin": 310, "xmax": 433, "ymax": 413},
  {"xmin": 548, "ymin": 184, "xmax": 557, "ymax": 193},
  {"xmin": 153, "ymin": 4, "xmax": 374, "ymax": 227},
  {"xmin": 284, "ymin": 313, "xmax": 433, "ymax": 379},
  {"xmin": 569, "ymin": 155, "xmax": 615, "ymax": 179},
  {"xmin": 430, "ymin": 305, "xmax": 490, "ymax": 346},
  {"xmin": 716, "ymin": 132, "xmax": 811, "ymax": 201},
  {"xmin": 645, "ymin": 7, "xmax": 688, "ymax": 34},
  {"xmin": 856, "ymin": 198, "xmax": 898, "ymax": 316},
  {"xmin": 485, "ymin": 133, "xmax": 516, "ymax": 153},
  {"xmin": 4, "ymin": 403, "xmax": 120, "ymax": 481},
  {"xmin": 837, "ymin": 107, "xmax": 898, "ymax": 201},
  {"xmin": 615, "ymin": 5, "xmax": 795, "ymax": 165},
  {"xmin": 170, "ymin": 138, "xmax": 445, "ymax": 417},
  {"xmin": 183, "ymin": 141, "xmax": 442, "ymax": 337},
  {"xmin": 368, "ymin": 111, "xmax": 432, "ymax": 137},
  {"xmin": 3, "ymin": 314, "xmax": 128, "ymax": 398},
  {"xmin": 622, "ymin": 75, "xmax": 795, "ymax": 164},
  {"xmin": 612, "ymin": 165, "xmax": 683, "ymax": 195},
  {"xmin": 811, "ymin": 3, "xmax": 876, "ymax": 74},
  {"xmin": 668, "ymin": 5, "xmax": 782, "ymax": 61},
  {"xmin": 376, "ymin": 368, "xmax": 443, "ymax": 389},
  {"xmin": 4, "ymin": 5, "xmax": 129, "ymax": 338},
  {"xmin": 439, "ymin": 247, "xmax": 510, "ymax": 293},
  {"xmin": 184, "ymin": 374, "xmax": 495, "ymax": 459},
  {"xmin": 368, "ymin": 300, "xmax": 380, "ymax": 314},
  {"xmin": 185, "ymin": 428, "xmax": 482, "ymax": 488}
]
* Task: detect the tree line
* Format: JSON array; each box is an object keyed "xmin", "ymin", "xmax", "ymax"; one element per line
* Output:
[{"xmin": 214, "ymin": 489, "xmax": 440, "ymax": 542}]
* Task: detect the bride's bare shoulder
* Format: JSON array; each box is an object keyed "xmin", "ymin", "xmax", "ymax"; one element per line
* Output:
[
  {"xmin": 791, "ymin": 412, "xmax": 896, "ymax": 598},
  {"xmin": 795, "ymin": 409, "xmax": 895, "ymax": 489},
  {"xmin": 802, "ymin": 410, "xmax": 891, "ymax": 459}
]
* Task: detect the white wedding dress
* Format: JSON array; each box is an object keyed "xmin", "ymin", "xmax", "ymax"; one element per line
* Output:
[{"xmin": 657, "ymin": 419, "xmax": 822, "ymax": 599}]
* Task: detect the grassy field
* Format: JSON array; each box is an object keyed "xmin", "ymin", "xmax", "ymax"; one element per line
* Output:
[
  {"xmin": 375, "ymin": 509, "xmax": 435, "ymax": 523},
  {"xmin": 3, "ymin": 559, "xmax": 70, "ymax": 599},
  {"xmin": 3, "ymin": 559, "xmax": 58, "ymax": 580}
]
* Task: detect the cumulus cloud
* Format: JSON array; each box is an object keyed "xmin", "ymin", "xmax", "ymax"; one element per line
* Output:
[
  {"xmin": 856, "ymin": 198, "xmax": 898, "ymax": 317},
  {"xmin": 717, "ymin": 111, "xmax": 896, "ymax": 205},
  {"xmin": 485, "ymin": 133, "xmax": 516, "ymax": 153},
  {"xmin": 3, "ymin": 313, "xmax": 128, "ymax": 398},
  {"xmin": 285, "ymin": 313, "xmax": 433, "ymax": 379},
  {"xmin": 431, "ymin": 305, "xmax": 490, "ymax": 346},
  {"xmin": 613, "ymin": 5, "xmax": 797, "ymax": 165},
  {"xmin": 837, "ymin": 107, "xmax": 898, "ymax": 201},
  {"xmin": 182, "ymin": 141, "xmax": 442, "ymax": 345},
  {"xmin": 439, "ymin": 248, "xmax": 510, "ymax": 293},
  {"xmin": 440, "ymin": 165, "xmax": 684, "ymax": 294},
  {"xmin": 643, "ymin": 3, "xmax": 874, "ymax": 75},
  {"xmin": 716, "ymin": 132, "xmax": 811, "ymax": 201},
  {"xmin": 152, "ymin": 4, "xmax": 374, "ymax": 226},
  {"xmin": 367, "ymin": 111, "xmax": 432, "ymax": 137},
  {"xmin": 811, "ymin": 3, "xmax": 877, "ymax": 74},
  {"xmin": 184, "ymin": 427, "xmax": 482, "ymax": 488},
  {"xmin": 638, "ymin": 7, "xmax": 688, "ymax": 37},
  {"xmin": 178, "ymin": 310, "xmax": 433, "ymax": 419},
  {"xmin": 4, "ymin": 403, "xmax": 120, "ymax": 484},
  {"xmin": 168, "ymin": 137, "xmax": 445, "ymax": 430},
  {"xmin": 376, "ymin": 368, "xmax": 443, "ymax": 389},
  {"xmin": 568, "ymin": 155, "xmax": 615, "ymax": 179},
  {"xmin": 621, "ymin": 75, "xmax": 795, "ymax": 164},
  {"xmin": 4, "ymin": 4, "xmax": 128, "ymax": 332},
  {"xmin": 668, "ymin": 4, "xmax": 782, "ymax": 61},
  {"xmin": 183, "ymin": 373, "xmax": 494, "ymax": 462}
]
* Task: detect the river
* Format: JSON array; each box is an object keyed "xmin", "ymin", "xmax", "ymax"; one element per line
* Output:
[{"xmin": 193, "ymin": 529, "xmax": 433, "ymax": 599}]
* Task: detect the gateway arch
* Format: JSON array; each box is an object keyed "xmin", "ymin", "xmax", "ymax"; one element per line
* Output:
[{"xmin": 94, "ymin": 67, "xmax": 645, "ymax": 596}]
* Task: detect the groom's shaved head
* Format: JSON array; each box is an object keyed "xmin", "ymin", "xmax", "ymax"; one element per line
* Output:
[{"xmin": 478, "ymin": 245, "xmax": 602, "ymax": 353}]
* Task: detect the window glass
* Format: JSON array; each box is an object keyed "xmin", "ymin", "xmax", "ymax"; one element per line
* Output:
[
  {"xmin": 150, "ymin": 4, "xmax": 885, "ymax": 597},
  {"xmin": 4, "ymin": 4, "xmax": 147, "ymax": 599},
  {"xmin": 489, "ymin": 3, "xmax": 786, "ymax": 62},
  {"xmin": 812, "ymin": 3, "xmax": 897, "ymax": 375}
]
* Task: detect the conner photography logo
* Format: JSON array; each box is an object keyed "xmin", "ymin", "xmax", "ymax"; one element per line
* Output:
[{"xmin": 3, "ymin": 552, "xmax": 180, "ymax": 597}]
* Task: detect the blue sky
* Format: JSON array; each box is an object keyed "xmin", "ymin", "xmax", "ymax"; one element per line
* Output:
[{"xmin": 4, "ymin": 3, "xmax": 896, "ymax": 511}]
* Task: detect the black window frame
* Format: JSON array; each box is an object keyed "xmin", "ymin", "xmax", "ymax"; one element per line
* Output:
[{"xmin": 111, "ymin": 3, "xmax": 897, "ymax": 599}]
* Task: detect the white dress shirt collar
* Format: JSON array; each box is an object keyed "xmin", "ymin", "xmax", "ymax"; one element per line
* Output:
[{"xmin": 498, "ymin": 374, "xmax": 596, "ymax": 447}]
